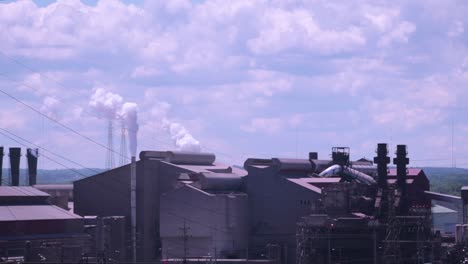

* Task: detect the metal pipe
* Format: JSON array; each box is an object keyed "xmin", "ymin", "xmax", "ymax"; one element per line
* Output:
[
  {"xmin": 0, "ymin": 147, "xmax": 3, "ymax": 186},
  {"xmin": 374, "ymin": 143, "xmax": 389, "ymax": 190},
  {"xmin": 319, "ymin": 164, "xmax": 376, "ymax": 185},
  {"xmin": 394, "ymin": 145, "xmax": 409, "ymax": 215},
  {"xmin": 26, "ymin": 148, "xmax": 38, "ymax": 186},
  {"xmin": 9, "ymin": 147, "xmax": 21, "ymax": 186},
  {"xmin": 131, "ymin": 156, "xmax": 137, "ymax": 263}
]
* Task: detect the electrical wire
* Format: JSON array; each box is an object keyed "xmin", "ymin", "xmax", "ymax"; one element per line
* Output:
[
  {"xmin": 0, "ymin": 127, "xmax": 101, "ymax": 175},
  {"xmin": 0, "ymin": 130, "xmax": 88, "ymax": 177},
  {"xmin": 0, "ymin": 85, "xmax": 128, "ymax": 161}
]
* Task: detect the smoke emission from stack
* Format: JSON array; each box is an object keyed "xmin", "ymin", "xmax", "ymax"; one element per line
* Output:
[
  {"xmin": 152, "ymin": 102, "xmax": 202, "ymax": 152},
  {"xmin": 167, "ymin": 122, "xmax": 201, "ymax": 152},
  {"xmin": 120, "ymin": 102, "xmax": 139, "ymax": 157},
  {"xmin": 89, "ymin": 88, "xmax": 139, "ymax": 160}
]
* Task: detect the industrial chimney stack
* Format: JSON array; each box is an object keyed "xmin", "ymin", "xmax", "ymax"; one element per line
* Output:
[
  {"xmin": 394, "ymin": 145, "xmax": 409, "ymax": 215},
  {"xmin": 374, "ymin": 143, "xmax": 390, "ymax": 190},
  {"xmin": 27, "ymin": 148, "xmax": 39, "ymax": 186},
  {"xmin": 0, "ymin": 147, "xmax": 3, "ymax": 186},
  {"xmin": 9, "ymin": 147, "xmax": 21, "ymax": 186}
]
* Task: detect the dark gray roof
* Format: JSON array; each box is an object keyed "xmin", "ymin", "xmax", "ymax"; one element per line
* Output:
[
  {"xmin": 0, "ymin": 205, "xmax": 82, "ymax": 221},
  {"xmin": 0, "ymin": 186, "xmax": 50, "ymax": 197},
  {"xmin": 33, "ymin": 184, "xmax": 73, "ymax": 191}
]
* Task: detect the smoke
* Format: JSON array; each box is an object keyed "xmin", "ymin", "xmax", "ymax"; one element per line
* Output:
[
  {"xmin": 168, "ymin": 122, "xmax": 201, "ymax": 152},
  {"xmin": 89, "ymin": 88, "xmax": 139, "ymax": 158},
  {"xmin": 89, "ymin": 88, "xmax": 123, "ymax": 120},
  {"xmin": 120, "ymin": 102, "xmax": 139, "ymax": 157}
]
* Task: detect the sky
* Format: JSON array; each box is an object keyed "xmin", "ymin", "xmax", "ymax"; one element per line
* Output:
[{"xmin": 0, "ymin": 0, "xmax": 468, "ymax": 170}]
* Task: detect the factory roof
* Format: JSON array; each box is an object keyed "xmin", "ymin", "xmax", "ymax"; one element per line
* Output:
[
  {"xmin": 388, "ymin": 168, "xmax": 422, "ymax": 177},
  {"xmin": 166, "ymin": 162, "xmax": 247, "ymax": 176},
  {"xmin": 287, "ymin": 177, "xmax": 342, "ymax": 194},
  {"xmin": 33, "ymin": 184, "xmax": 73, "ymax": 191},
  {"xmin": 0, "ymin": 205, "xmax": 82, "ymax": 221},
  {"xmin": 287, "ymin": 178, "xmax": 322, "ymax": 193},
  {"xmin": 0, "ymin": 186, "xmax": 50, "ymax": 198},
  {"xmin": 432, "ymin": 205, "xmax": 457, "ymax": 214}
]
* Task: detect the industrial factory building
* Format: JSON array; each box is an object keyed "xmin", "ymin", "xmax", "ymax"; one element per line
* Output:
[{"xmin": 73, "ymin": 144, "xmax": 445, "ymax": 263}]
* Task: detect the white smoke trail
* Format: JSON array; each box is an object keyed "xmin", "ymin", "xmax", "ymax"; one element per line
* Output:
[
  {"xmin": 151, "ymin": 101, "xmax": 202, "ymax": 152},
  {"xmin": 168, "ymin": 122, "xmax": 201, "ymax": 152},
  {"xmin": 89, "ymin": 88, "xmax": 139, "ymax": 158},
  {"xmin": 120, "ymin": 102, "xmax": 139, "ymax": 157},
  {"xmin": 89, "ymin": 88, "xmax": 123, "ymax": 120}
]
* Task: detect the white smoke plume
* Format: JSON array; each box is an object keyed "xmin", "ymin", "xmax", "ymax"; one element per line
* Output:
[
  {"xmin": 120, "ymin": 102, "xmax": 139, "ymax": 157},
  {"xmin": 89, "ymin": 88, "xmax": 139, "ymax": 158},
  {"xmin": 151, "ymin": 101, "xmax": 201, "ymax": 152},
  {"xmin": 168, "ymin": 122, "xmax": 201, "ymax": 152},
  {"xmin": 89, "ymin": 88, "xmax": 123, "ymax": 120}
]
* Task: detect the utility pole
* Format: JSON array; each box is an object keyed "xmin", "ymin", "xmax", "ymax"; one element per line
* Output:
[{"xmin": 180, "ymin": 219, "xmax": 190, "ymax": 264}]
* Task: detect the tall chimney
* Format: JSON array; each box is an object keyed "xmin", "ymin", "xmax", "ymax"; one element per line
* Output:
[
  {"xmin": 394, "ymin": 145, "xmax": 409, "ymax": 214},
  {"xmin": 374, "ymin": 143, "xmax": 389, "ymax": 189},
  {"xmin": 27, "ymin": 148, "xmax": 39, "ymax": 186},
  {"xmin": 309, "ymin": 152, "xmax": 318, "ymax": 160},
  {"xmin": 9, "ymin": 147, "xmax": 21, "ymax": 186},
  {"xmin": 130, "ymin": 156, "xmax": 137, "ymax": 263},
  {"xmin": 0, "ymin": 147, "xmax": 3, "ymax": 186}
]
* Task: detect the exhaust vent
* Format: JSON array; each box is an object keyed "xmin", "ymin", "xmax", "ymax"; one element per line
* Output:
[
  {"xmin": 9, "ymin": 147, "xmax": 21, "ymax": 186},
  {"xmin": 27, "ymin": 148, "xmax": 39, "ymax": 186}
]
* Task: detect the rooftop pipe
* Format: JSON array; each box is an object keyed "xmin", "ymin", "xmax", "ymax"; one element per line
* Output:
[
  {"xmin": 0, "ymin": 147, "xmax": 3, "ymax": 186},
  {"xmin": 9, "ymin": 147, "xmax": 21, "ymax": 186},
  {"xmin": 394, "ymin": 145, "xmax": 409, "ymax": 215},
  {"xmin": 27, "ymin": 148, "xmax": 38, "ymax": 186},
  {"xmin": 374, "ymin": 143, "xmax": 390, "ymax": 190}
]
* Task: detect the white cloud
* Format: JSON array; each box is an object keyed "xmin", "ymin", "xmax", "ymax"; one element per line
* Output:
[
  {"xmin": 241, "ymin": 117, "xmax": 282, "ymax": 134},
  {"xmin": 378, "ymin": 21, "xmax": 416, "ymax": 47},
  {"xmin": 448, "ymin": 21, "xmax": 464, "ymax": 37},
  {"xmin": 247, "ymin": 8, "xmax": 366, "ymax": 55}
]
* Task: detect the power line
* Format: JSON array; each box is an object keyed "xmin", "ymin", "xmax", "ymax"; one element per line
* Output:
[
  {"xmin": 0, "ymin": 130, "xmax": 88, "ymax": 177},
  {"xmin": 0, "ymin": 86, "xmax": 128, "ymax": 161},
  {"xmin": 0, "ymin": 127, "xmax": 101, "ymax": 174}
]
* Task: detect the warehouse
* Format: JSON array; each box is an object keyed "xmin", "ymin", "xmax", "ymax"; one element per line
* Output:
[
  {"xmin": 0, "ymin": 186, "xmax": 88, "ymax": 262},
  {"xmin": 74, "ymin": 150, "xmax": 249, "ymax": 262}
]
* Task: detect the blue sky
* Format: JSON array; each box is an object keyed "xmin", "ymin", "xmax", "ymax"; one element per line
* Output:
[{"xmin": 1, "ymin": 0, "xmax": 468, "ymax": 169}]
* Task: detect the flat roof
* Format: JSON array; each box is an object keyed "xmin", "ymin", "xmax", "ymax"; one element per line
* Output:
[
  {"xmin": 432, "ymin": 205, "xmax": 457, "ymax": 214},
  {"xmin": 0, "ymin": 205, "xmax": 82, "ymax": 221},
  {"xmin": 0, "ymin": 186, "xmax": 50, "ymax": 197}
]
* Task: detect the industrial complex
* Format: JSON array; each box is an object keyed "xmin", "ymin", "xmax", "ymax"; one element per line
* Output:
[{"xmin": 2, "ymin": 144, "xmax": 468, "ymax": 263}]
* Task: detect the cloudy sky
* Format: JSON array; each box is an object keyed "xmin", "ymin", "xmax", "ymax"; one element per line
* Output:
[{"xmin": 1, "ymin": 0, "xmax": 468, "ymax": 170}]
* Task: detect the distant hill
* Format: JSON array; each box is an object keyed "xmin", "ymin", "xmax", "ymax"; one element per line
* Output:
[
  {"xmin": 1, "ymin": 168, "xmax": 104, "ymax": 185},
  {"xmin": 421, "ymin": 167, "xmax": 468, "ymax": 196}
]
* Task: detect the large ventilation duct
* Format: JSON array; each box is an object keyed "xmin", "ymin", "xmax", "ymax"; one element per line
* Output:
[
  {"xmin": 319, "ymin": 164, "xmax": 376, "ymax": 185},
  {"xmin": 27, "ymin": 148, "xmax": 39, "ymax": 186},
  {"xmin": 0, "ymin": 147, "xmax": 3, "ymax": 186},
  {"xmin": 394, "ymin": 144, "xmax": 409, "ymax": 214},
  {"xmin": 374, "ymin": 143, "xmax": 390, "ymax": 189},
  {"xmin": 9, "ymin": 147, "xmax": 21, "ymax": 186}
]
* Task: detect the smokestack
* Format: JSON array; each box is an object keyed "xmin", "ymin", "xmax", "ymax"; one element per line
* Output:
[
  {"xmin": 9, "ymin": 147, "xmax": 21, "ymax": 186},
  {"xmin": 394, "ymin": 145, "xmax": 409, "ymax": 214},
  {"xmin": 27, "ymin": 148, "xmax": 39, "ymax": 186},
  {"xmin": 374, "ymin": 143, "xmax": 389, "ymax": 189},
  {"xmin": 309, "ymin": 152, "xmax": 318, "ymax": 160},
  {"xmin": 130, "ymin": 156, "xmax": 137, "ymax": 263},
  {"xmin": 0, "ymin": 147, "xmax": 3, "ymax": 186}
]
